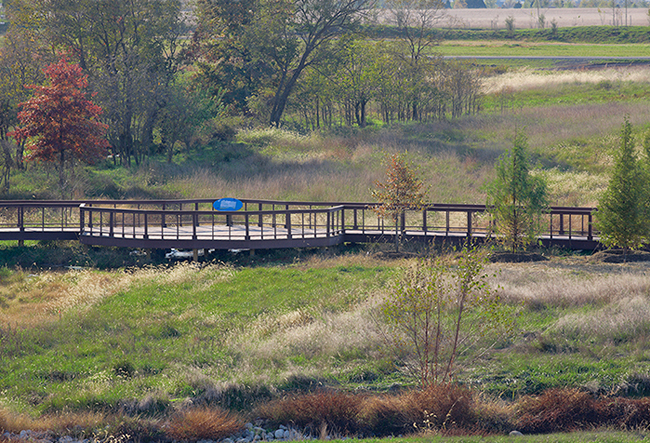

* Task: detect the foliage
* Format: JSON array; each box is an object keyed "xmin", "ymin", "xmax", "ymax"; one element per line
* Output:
[
  {"xmin": 16, "ymin": 0, "xmax": 187, "ymax": 167},
  {"xmin": 486, "ymin": 132, "xmax": 548, "ymax": 253},
  {"xmin": 9, "ymin": 58, "xmax": 108, "ymax": 196},
  {"xmin": 596, "ymin": 118, "xmax": 649, "ymax": 255},
  {"xmin": 195, "ymin": 0, "xmax": 375, "ymax": 127},
  {"xmin": 380, "ymin": 246, "xmax": 511, "ymax": 388},
  {"xmin": 372, "ymin": 153, "xmax": 428, "ymax": 252}
]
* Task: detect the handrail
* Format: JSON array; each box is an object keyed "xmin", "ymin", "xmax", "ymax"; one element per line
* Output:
[{"xmin": 0, "ymin": 199, "xmax": 600, "ymax": 250}]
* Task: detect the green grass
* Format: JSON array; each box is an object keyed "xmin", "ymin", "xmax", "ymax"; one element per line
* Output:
[
  {"xmin": 435, "ymin": 41, "xmax": 650, "ymax": 58},
  {"xmin": 353, "ymin": 433, "xmax": 650, "ymax": 443},
  {"xmin": 0, "ymin": 258, "xmax": 396, "ymax": 414},
  {"xmin": 3, "ymin": 250, "xmax": 650, "ymax": 417},
  {"xmin": 366, "ymin": 25, "xmax": 650, "ymax": 45}
]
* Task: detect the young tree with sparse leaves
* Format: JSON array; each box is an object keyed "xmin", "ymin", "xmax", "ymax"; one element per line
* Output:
[
  {"xmin": 486, "ymin": 132, "xmax": 548, "ymax": 253},
  {"xmin": 596, "ymin": 118, "xmax": 650, "ymax": 259},
  {"xmin": 10, "ymin": 58, "xmax": 108, "ymax": 196},
  {"xmin": 380, "ymin": 245, "xmax": 512, "ymax": 388},
  {"xmin": 372, "ymin": 153, "xmax": 428, "ymax": 252}
]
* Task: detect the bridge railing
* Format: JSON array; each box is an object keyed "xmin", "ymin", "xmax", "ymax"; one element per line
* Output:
[
  {"xmin": 0, "ymin": 199, "xmax": 598, "ymax": 245},
  {"xmin": 0, "ymin": 201, "xmax": 84, "ymax": 231},
  {"xmin": 79, "ymin": 204, "xmax": 347, "ymax": 241}
]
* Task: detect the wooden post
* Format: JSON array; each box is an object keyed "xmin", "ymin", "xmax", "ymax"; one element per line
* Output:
[
  {"xmin": 286, "ymin": 211, "xmax": 292, "ymax": 239},
  {"xmin": 326, "ymin": 212, "xmax": 331, "ymax": 238},
  {"xmin": 245, "ymin": 212, "xmax": 250, "ymax": 241}
]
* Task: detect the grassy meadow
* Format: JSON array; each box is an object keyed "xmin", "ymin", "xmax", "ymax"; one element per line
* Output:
[
  {"xmin": 4, "ymin": 253, "xmax": 650, "ymax": 440},
  {"xmin": 5, "ymin": 37, "xmax": 650, "ymax": 441}
]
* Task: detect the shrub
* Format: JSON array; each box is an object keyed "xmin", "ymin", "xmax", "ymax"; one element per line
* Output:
[
  {"xmin": 165, "ymin": 407, "xmax": 244, "ymax": 441},
  {"xmin": 516, "ymin": 388, "xmax": 600, "ymax": 433}
]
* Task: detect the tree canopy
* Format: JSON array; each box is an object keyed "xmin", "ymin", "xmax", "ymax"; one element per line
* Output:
[{"xmin": 10, "ymin": 58, "xmax": 108, "ymax": 195}]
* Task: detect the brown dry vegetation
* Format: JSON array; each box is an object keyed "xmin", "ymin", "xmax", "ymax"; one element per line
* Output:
[{"xmin": 165, "ymin": 407, "xmax": 245, "ymax": 441}]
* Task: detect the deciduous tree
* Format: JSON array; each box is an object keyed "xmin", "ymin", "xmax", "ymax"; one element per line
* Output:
[
  {"xmin": 195, "ymin": 0, "xmax": 375, "ymax": 127},
  {"xmin": 380, "ymin": 246, "xmax": 512, "ymax": 388},
  {"xmin": 10, "ymin": 58, "xmax": 108, "ymax": 196},
  {"xmin": 372, "ymin": 153, "xmax": 428, "ymax": 252},
  {"xmin": 12, "ymin": 0, "xmax": 185, "ymax": 166}
]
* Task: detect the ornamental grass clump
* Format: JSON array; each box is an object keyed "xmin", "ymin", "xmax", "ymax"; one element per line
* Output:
[
  {"xmin": 256, "ymin": 390, "xmax": 365, "ymax": 436},
  {"xmin": 515, "ymin": 388, "xmax": 600, "ymax": 433},
  {"xmin": 359, "ymin": 384, "xmax": 477, "ymax": 436},
  {"xmin": 165, "ymin": 406, "xmax": 245, "ymax": 441}
]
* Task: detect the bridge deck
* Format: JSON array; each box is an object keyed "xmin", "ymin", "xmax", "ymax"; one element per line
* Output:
[{"xmin": 0, "ymin": 199, "xmax": 600, "ymax": 251}]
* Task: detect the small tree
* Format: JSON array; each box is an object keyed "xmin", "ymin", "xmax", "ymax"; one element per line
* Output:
[
  {"xmin": 380, "ymin": 246, "xmax": 512, "ymax": 388},
  {"xmin": 372, "ymin": 153, "xmax": 428, "ymax": 252},
  {"xmin": 596, "ymin": 118, "xmax": 649, "ymax": 258},
  {"xmin": 486, "ymin": 132, "xmax": 548, "ymax": 253},
  {"xmin": 10, "ymin": 57, "xmax": 108, "ymax": 196}
]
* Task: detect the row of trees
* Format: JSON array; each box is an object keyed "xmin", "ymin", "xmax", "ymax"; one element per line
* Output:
[
  {"xmin": 373, "ymin": 118, "xmax": 650, "ymax": 389},
  {"xmin": 289, "ymin": 41, "xmax": 482, "ymax": 130},
  {"xmin": 373, "ymin": 117, "xmax": 650, "ymax": 257},
  {"xmin": 0, "ymin": 0, "xmax": 485, "ymax": 194}
]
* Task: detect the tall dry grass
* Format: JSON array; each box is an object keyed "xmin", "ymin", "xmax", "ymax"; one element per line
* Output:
[
  {"xmin": 495, "ymin": 264, "xmax": 650, "ymax": 309},
  {"xmin": 483, "ymin": 66, "xmax": 650, "ymax": 95},
  {"xmin": 0, "ymin": 406, "xmax": 106, "ymax": 434}
]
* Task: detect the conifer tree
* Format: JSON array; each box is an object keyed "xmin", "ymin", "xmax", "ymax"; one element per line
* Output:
[
  {"xmin": 486, "ymin": 132, "xmax": 548, "ymax": 253},
  {"xmin": 596, "ymin": 118, "xmax": 649, "ymax": 258}
]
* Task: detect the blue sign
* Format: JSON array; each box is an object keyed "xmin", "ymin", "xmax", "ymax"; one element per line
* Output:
[{"xmin": 213, "ymin": 198, "xmax": 243, "ymax": 212}]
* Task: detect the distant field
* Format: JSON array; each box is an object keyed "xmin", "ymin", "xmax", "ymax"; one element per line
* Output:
[
  {"xmin": 436, "ymin": 40, "xmax": 650, "ymax": 57},
  {"xmin": 441, "ymin": 7, "xmax": 649, "ymax": 29}
]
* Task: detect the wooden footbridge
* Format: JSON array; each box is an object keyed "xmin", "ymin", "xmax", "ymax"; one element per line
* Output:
[{"xmin": 0, "ymin": 198, "xmax": 598, "ymax": 252}]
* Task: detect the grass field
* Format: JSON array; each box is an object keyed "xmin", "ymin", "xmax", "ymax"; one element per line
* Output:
[
  {"xmin": 3, "ymin": 251, "xmax": 650, "ymax": 440},
  {"xmin": 436, "ymin": 41, "xmax": 650, "ymax": 58},
  {"xmin": 4, "ymin": 23, "xmax": 650, "ymax": 443}
]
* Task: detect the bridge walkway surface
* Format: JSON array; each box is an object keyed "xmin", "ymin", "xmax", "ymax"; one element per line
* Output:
[{"xmin": 0, "ymin": 198, "xmax": 599, "ymax": 251}]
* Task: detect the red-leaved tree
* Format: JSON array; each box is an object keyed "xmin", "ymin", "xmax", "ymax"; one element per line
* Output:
[{"xmin": 10, "ymin": 57, "xmax": 108, "ymax": 196}]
